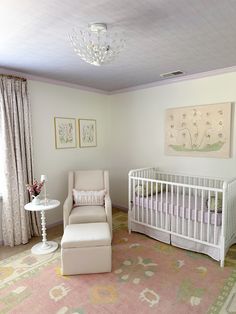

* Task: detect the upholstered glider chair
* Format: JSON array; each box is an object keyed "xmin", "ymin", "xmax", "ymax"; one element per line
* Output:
[{"xmin": 63, "ymin": 170, "xmax": 112, "ymax": 237}]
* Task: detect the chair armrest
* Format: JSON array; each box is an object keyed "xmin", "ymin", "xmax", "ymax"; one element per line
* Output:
[
  {"xmin": 105, "ymin": 194, "xmax": 112, "ymax": 239},
  {"xmin": 63, "ymin": 196, "xmax": 73, "ymax": 229}
]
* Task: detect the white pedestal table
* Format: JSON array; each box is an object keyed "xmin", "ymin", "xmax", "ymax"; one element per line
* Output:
[{"xmin": 24, "ymin": 199, "xmax": 60, "ymax": 255}]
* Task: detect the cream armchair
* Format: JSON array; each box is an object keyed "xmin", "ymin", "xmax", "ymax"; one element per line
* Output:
[{"xmin": 63, "ymin": 170, "xmax": 112, "ymax": 236}]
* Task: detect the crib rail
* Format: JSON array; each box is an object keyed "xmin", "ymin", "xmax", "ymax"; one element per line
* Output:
[
  {"xmin": 129, "ymin": 167, "xmax": 225, "ymax": 189},
  {"xmin": 128, "ymin": 167, "xmax": 236, "ymax": 267}
]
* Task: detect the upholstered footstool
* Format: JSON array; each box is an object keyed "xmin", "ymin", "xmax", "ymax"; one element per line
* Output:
[{"xmin": 61, "ymin": 222, "xmax": 112, "ymax": 275}]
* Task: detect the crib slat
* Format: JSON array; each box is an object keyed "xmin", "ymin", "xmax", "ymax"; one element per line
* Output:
[
  {"xmin": 160, "ymin": 183, "xmax": 163, "ymax": 228},
  {"xmin": 200, "ymin": 189, "xmax": 204, "ymax": 241},
  {"xmin": 146, "ymin": 181, "xmax": 149, "ymax": 224},
  {"xmin": 151, "ymin": 181, "xmax": 153, "ymax": 227},
  {"xmin": 137, "ymin": 178, "xmax": 140, "ymax": 222},
  {"xmin": 182, "ymin": 186, "xmax": 185, "ymax": 235},
  {"xmin": 194, "ymin": 189, "xmax": 197, "ymax": 239},
  {"xmin": 165, "ymin": 184, "xmax": 168, "ymax": 230},
  {"xmin": 142, "ymin": 179, "xmax": 144, "ymax": 223},
  {"xmin": 214, "ymin": 191, "xmax": 218, "ymax": 245},
  {"xmin": 155, "ymin": 182, "xmax": 158, "ymax": 227},
  {"xmin": 207, "ymin": 190, "xmax": 211, "ymax": 243},
  {"xmin": 132, "ymin": 178, "xmax": 135, "ymax": 221},
  {"xmin": 177, "ymin": 185, "xmax": 179, "ymax": 233},
  {"xmin": 188, "ymin": 187, "xmax": 191, "ymax": 237},
  {"xmin": 230, "ymin": 186, "xmax": 233, "ymax": 241},
  {"xmin": 171, "ymin": 184, "xmax": 174, "ymax": 228}
]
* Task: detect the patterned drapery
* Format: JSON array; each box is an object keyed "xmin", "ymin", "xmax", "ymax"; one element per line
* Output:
[{"xmin": 0, "ymin": 75, "xmax": 41, "ymax": 246}]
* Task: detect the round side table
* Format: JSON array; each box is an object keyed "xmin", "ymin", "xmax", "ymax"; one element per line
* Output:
[{"xmin": 24, "ymin": 199, "xmax": 60, "ymax": 255}]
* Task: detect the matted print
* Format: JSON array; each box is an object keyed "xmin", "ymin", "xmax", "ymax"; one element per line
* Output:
[
  {"xmin": 165, "ymin": 102, "xmax": 232, "ymax": 158},
  {"xmin": 78, "ymin": 119, "xmax": 97, "ymax": 147},
  {"xmin": 54, "ymin": 117, "xmax": 76, "ymax": 149}
]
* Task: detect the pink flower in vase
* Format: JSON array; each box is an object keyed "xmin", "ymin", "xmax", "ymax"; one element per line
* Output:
[{"xmin": 26, "ymin": 179, "xmax": 45, "ymax": 197}]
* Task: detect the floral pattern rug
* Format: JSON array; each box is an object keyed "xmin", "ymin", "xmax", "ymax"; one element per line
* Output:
[{"xmin": 0, "ymin": 211, "xmax": 236, "ymax": 314}]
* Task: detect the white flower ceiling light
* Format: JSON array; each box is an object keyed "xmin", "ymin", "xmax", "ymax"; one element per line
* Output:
[{"xmin": 69, "ymin": 23, "xmax": 126, "ymax": 66}]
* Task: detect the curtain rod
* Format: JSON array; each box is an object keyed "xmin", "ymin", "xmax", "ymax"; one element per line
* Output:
[{"xmin": 0, "ymin": 74, "xmax": 26, "ymax": 81}]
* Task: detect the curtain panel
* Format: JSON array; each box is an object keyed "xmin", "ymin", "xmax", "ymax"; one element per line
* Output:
[{"xmin": 0, "ymin": 75, "xmax": 41, "ymax": 246}]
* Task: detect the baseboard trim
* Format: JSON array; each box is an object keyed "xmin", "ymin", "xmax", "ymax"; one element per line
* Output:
[
  {"xmin": 47, "ymin": 220, "xmax": 63, "ymax": 229},
  {"xmin": 0, "ymin": 221, "xmax": 63, "ymax": 247},
  {"xmin": 113, "ymin": 204, "xmax": 128, "ymax": 212}
]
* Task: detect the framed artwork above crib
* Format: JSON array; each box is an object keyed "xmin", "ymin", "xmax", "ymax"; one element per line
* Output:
[{"xmin": 165, "ymin": 102, "xmax": 232, "ymax": 158}]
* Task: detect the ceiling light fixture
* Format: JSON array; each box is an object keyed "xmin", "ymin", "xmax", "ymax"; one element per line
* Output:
[{"xmin": 69, "ymin": 23, "xmax": 126, "ymax": 66}]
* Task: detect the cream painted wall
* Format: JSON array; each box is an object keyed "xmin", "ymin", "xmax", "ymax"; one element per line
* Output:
[
  {"xmin": 109, "ymin": 72, "xmax": 236, "ymax": 208},
  {"xmin": 5, "ymin": 71, "xmax": 236, "ymax": 230},
  {"xmin": 29, "ymin": 81, "xmax": 110, "ymax": 225}
]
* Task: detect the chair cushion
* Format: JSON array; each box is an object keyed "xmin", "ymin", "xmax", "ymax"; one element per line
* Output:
[
  {"xmin": 61, "ymin": 222, "xmax": 111, "ymax": 249},
  {"xmin": 68, "ymin": 205, "xmax": 107, "ymax": 224}
]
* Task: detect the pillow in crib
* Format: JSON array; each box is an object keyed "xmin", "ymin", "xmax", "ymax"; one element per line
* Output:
[
  {"xmin": 135, "ymin": 182, "xmax": 166, "ymax": 196},
  {"xmin": 206, "ymin": 194, "xmax": 223, "ymax": 212},
  {"xmin": 73, "ymin": 189, "xmax": 106, "ymax": 206}
]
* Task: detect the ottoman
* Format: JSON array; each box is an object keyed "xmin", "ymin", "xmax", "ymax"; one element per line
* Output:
[{"xmin": 61, "ymin": 222, "xmax": 112, "ymax": 275}]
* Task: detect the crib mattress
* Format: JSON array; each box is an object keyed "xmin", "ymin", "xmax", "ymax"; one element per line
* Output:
[{"xmin": 134, "ymin": 192, "xmax": 222, "ymax": 226}]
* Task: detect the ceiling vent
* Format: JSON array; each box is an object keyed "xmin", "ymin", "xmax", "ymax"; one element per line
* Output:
[{"xmin": 160, "ymin": 70, "xmax": 184, "ymax": 79}]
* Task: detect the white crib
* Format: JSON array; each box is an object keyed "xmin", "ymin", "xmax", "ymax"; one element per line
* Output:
[{"xmin": 128, "ymin": 167, "xmax": 236, "ymax": 267}]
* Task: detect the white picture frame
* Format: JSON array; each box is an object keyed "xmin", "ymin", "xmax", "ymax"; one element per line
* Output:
[
  {"xmin": 78, "ymin": 119, "xmax": 97, "ymax": 148},
  {"xmin": 54, "ymin": 117, "xmax": 77, "ymax": 149}
]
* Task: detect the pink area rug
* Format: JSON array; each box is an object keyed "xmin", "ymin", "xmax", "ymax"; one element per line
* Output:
[{"xmin": 0, "ymin": 211, "xmax": 235, "ymax": 313}]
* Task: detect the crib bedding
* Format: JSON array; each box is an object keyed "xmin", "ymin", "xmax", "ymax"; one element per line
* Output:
[
  {"xmin": 131, "ymin": 219, "xmax": 221, "ymax": 260},
  {"xmin": 134, "ymin": 191, "xmax": 222, "ymax": 226}
]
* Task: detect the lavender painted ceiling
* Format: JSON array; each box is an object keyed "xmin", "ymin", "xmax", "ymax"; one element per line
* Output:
[{"xmin": 1, "ymin": 0, "xmax": 236, "ymax": 92}]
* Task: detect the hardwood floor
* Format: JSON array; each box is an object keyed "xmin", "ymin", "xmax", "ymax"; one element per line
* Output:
[{"xmin": 0, "ymin": 224, "xmax": 63, "ymax": 261}]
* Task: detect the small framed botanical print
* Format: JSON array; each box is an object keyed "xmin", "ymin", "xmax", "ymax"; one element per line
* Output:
[
  {"xmin": 54, "ymin": 117, "xmax": 77, "ymax": 149},
  {"xmin": 78, "ymin": 119, "xmax": 97, "ymax": 147}
]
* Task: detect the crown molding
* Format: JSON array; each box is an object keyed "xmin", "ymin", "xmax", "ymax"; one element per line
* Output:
[
  {"xmin": 1, "ymin": 65, "xmax": 236, "ymax": 96},
  {"xmin": 0, "ymin": 67, "xmax": 109, "ymax": 95},
  {"xmin": 109, "ymin": 65, "xmax": 236, "ymax": 95}
]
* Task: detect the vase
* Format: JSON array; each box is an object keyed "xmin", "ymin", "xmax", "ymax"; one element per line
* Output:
[{"xmin": 31, "ymin": 195, "xmax": 41, "ymax": 205}]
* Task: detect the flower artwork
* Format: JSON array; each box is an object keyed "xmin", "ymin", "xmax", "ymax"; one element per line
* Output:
[
  {"xmin": 78, "ymin": 119, "xmax": 97, "ymax": 147},
  {"xmin": 165, "ymin": 102, "xmax": 232, "ymax": 158},
  {"xmin": 54, "ymin": 118, "xmax": 77, "ymax": 149},
  {"xmin": 26, "ymin": 180, "xmax": 44, "ymax": 197},
  {"xmin": 58, "ymin": 123, "xmax": 73, "ymax": 143}
]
